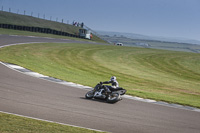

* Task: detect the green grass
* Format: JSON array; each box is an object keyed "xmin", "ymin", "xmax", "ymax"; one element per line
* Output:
[
  {"xmin": 0, "ymin": 112, "xmax": 104, "ymax": 133},
  {"xmin": 0, "ymin": 43, "xmax": 200, "ymax": 108}
]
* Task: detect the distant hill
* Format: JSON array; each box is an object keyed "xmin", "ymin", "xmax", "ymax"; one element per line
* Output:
[
  {"xmin": 96, "ymin": 30, "xmax": 200, "ymax": 53},
  {"xmin": 96, "ymin": 30, "xmax": 200, "ymax": 45}
]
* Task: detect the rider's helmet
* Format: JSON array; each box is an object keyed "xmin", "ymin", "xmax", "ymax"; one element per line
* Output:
[{"xmin": 110, "ymin": 76, "xmax": 116, "ymax": 81}]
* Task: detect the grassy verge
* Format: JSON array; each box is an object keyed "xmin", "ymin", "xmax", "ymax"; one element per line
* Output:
[
  {"xmin": 0, "ymin": 43, "xmax": 200, "ymax": 108},
  {"xmin": 0, "ymin": 112, "xmax": 104, "ymax": 133}
]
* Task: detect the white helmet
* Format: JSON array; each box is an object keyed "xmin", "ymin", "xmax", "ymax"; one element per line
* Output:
[{"xmin": 110, "ymin": 76, "xmax": 116, "ymax": 81}]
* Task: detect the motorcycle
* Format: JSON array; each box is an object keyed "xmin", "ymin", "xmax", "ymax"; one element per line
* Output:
[{"xmin": 85, "ymin": 83, "xmax": 126, "ymax": 103}]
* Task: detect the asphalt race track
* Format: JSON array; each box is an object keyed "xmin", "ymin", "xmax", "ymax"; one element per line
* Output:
[{"xmin": 0, "ymin": 35, "xmax": 200, "ymax": 133}]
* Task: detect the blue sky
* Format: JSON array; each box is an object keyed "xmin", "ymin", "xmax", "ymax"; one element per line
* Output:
[{"xmin": 0, "ymin": 0, "xmax": 200, "ymax": 41}]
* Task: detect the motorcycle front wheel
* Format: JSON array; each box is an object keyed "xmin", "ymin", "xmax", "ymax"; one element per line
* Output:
[
  {"xmin": 85, "ymin": 91, "xmax": 94, "ymax": 99},
  {"xmin": 106, "ymin": 93, "xmax": 120, "ymax": 103}
]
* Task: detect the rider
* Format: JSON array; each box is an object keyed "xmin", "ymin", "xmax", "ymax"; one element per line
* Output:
[{"xmin": 100, "ymin": 76, "xmax": 119, "ymax": 93}]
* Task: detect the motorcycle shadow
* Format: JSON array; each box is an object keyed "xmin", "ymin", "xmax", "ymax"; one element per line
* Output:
[{"xmin": 80, "ymin": 97, "xmax": 117, "ymax": 104}]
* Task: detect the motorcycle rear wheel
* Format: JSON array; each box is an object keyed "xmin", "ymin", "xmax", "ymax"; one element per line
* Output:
[{"xmin": 106, "ymin": 93, "xmax": 120, "ymax": 103}]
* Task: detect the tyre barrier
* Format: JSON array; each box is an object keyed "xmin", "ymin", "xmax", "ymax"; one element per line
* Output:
[{"xmin": 0, "ymin": 23, "xmax": 84, "ymax": 39}]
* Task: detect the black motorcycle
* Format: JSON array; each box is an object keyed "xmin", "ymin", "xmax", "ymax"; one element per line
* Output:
[{"xmin": 85, "ymin": 83, "xmax": 126, "ymax": 103}]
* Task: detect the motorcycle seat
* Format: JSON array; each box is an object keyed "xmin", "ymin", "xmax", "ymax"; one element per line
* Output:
[{"xmin": 115, "ymin": 87, "xmax": 124, "ymax": 90}]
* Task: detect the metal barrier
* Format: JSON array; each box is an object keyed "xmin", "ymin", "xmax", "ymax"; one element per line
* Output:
[{"xmin": 0, "ymin": 23, "xmax": 84, "ymax": 39}]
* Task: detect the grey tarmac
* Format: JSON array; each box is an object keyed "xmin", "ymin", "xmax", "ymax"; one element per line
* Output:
[{"xmin": 0, "ymin": 34, "xmax": 200, "ymax": 133}]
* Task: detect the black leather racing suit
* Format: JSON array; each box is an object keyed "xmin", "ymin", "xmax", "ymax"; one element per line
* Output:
[{"xmin": 102, "ymin": 79, "xmax": 119, "ymax": 92}]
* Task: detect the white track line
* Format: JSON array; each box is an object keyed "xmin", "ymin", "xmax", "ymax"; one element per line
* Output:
[
  {"xmin": 0, "ymin": 111, "xmax": 107, "ymax": 133},
  {"xmin": 1, "ymin": 61, "xmax": 200, "ymax": 113},
  {"xmin": 0, "ymin": 42, "xmax": 44, "ymax": 48}
]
